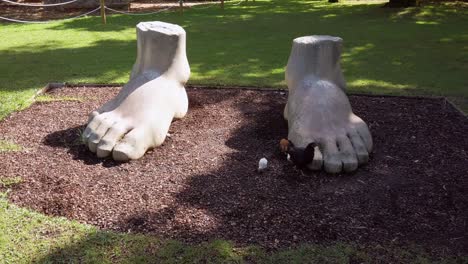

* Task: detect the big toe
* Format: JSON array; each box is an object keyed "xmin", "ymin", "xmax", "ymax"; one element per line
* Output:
[
  {"xmin": 82, "ymin": 111, "xmax": 102, "ymax": 144},
  {"xmin": 85, "ymin": 114, "xmax": 113, "ymax": 153},
  {"xmin": 112, "ymin": 128, "xmax": 151, "ymax": 161}
]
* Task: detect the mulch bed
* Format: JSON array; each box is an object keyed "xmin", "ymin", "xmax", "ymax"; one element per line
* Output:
[
  {"xmin": 1, "ymin": 86, "xmax": 467, "ymax": 256},
  {"xmin": 0, "ymin": 5, "xmax": 89, "ymax": 21}
]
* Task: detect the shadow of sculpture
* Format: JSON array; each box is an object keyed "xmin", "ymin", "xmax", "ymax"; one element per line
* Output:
[
  {"xmin": 43, "ymin": 125, "xmax": 124, "ymax": 167},
  {"xmin": 27, "ymin": 88, "xmax": 468, "ymax": 263},
  {"xmin": 92, "ymin": 90, "xmax": 468, "ymax": 250}
]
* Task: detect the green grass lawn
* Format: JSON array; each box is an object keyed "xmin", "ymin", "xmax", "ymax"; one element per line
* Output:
[
  {"xmin": 2, "ymin": 193, "xmax": 461, "ymax": 263},
  {"xmin": 0, "ymin": 0, "xmax": 467, "ymax": 262},
  {"xmin": 1, "ymin": 0, "xmax": 467, "ymax": 120}
]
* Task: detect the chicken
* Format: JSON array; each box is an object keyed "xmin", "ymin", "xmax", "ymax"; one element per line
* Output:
[{"xmin": 280, "ymin": 138, "xmax": 316, "ymax": 170}]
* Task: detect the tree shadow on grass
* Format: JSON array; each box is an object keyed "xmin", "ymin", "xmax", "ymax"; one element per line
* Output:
[
  {"xmin": 2, "ymin": 0, "xmax": 467, "ymax": 97},
  {"xmin": 34, "ymin": 228, "xmax": 371, "ymax": 263},
  {"xmin": 0, "ymin": 39, "xmax": 135, "ymax": 94},
  {"xmin": 34, "ymin": 230, "xmax": 242, "ymax": 263}
]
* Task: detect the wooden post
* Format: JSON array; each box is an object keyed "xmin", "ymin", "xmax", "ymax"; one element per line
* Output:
[
  {"xmin": 179, "ymin": 0, "xmax": 183, "ymax": 14},
  {"xmin": 221, "ymin": 0, "xmax": 224, "ymax": 9},
  {"xmin": 100, "ymin": 0, "xmax": 106, "ymax": 24}
]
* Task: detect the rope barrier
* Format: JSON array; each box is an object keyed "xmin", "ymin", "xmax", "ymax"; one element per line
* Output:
[
  {"xmin": 0, "ymin": 0, "xmax": 247, "ymax": 24},
  {"xmin": 0, "ymin": 6, "xmax": 100, "ymax": 23},
  {"xmin": 104, "ymin": 5, "xmax": 173, "ymax": 16},
  {"xmin": 0, "ymin": 0, "xmax": 79, "ymax": 7}
]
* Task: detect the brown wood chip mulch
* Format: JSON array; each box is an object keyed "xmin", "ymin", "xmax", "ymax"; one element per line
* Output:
[
  {"xmin": 0, "ymin": 5, "xmax": 90, "ymax": 21},
  {"xmin": 0, "ymin": 86, "xmax": 467, "ymax": 256}
]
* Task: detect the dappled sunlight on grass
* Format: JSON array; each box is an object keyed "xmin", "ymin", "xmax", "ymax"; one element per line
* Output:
[
  {"xmin": 1, "ymin": 193, "xmax": 452, "ymax": 263},
  {"xmin": 190, "ymin": 63, "xmax": 284, "ymax": 86},
  {"xmin": 1, "ymin": 0, "xmax": 467, "ymax": 117},
  {"xmin": 389, "ymin": 2, "xmax": 467, "ymax": 25},
  {"xmin": 347, "ymin": 78, "xmax": 412, "ymax": 93},
  {"xmin": 322, "ymin": 13, "xmax": 338, "ymax": 18},
  {"xmin": 342, "ymin": 43, "xmax": 375, "ymax": 61},
  {"xmin": 415, "ymin": 21, "xmax": 438, "ymax": 25}
]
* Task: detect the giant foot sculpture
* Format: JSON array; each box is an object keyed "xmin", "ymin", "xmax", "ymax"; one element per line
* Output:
[
  {"xmin": 82, "ymin": 22, "xmax": 190, "ymax": 161},
  {"xmin": 283, "ymin": 36, "xmax": 373, "ymax": 173}
]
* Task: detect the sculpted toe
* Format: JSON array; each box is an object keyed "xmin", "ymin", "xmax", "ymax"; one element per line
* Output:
[
  {"xmin": 348, "ymin": 130, "xmax": 369, "ymax": 165},
  {"xmin": 342, "ymin": 156, "xmax": 358, "ymax": 172},
  {"xmin": 96, "ymin": 123, "xmax": 130, "ymax": 158},
  {"xmin": 337, "ymin": 136, "xmax": 358, "ymax": 172},
  {"xmin": 82, "ymin": 22, "xmax": 190, "ymax": 161},
  {"xmin": 113, "ymin": 128, "xmax": 149, "ymax": 161},
  {"xmin": 322, "ymin": 139, "xmax": 342, "ymax": 173},
  {"xmin": 82, "ymin": 115, "xmax": 103, "ymax": 143},
  {"xmin": 356, "ymin": 123, "xmax": 373, "ymax": 152},
  {"xmin": 284, "ymin": 35, "xmax": 373, "ymax": 173},
  {"xmin": 324, "ymin": 155, "xmax": 342, "ymax": 173}
]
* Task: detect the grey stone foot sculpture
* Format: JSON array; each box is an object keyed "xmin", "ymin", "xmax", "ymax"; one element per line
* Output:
[
  {"xmin": 82, "ymin": 21, "xmax": 190, "ymax": 161},
  {"xmin": 282, "ymin": 36, "xmax": 373, "ymax": 173}
]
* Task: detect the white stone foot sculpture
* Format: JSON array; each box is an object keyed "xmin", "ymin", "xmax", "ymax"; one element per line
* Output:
[
  {"xmin": 283, "ymin": 36, "xmax": 373, "ymax": 173},
  {"xmin": 82, "ymin": 22, "xmax": 190, "ymax": 161}
]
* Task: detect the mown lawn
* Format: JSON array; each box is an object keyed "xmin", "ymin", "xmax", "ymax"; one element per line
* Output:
[
  {"xmin": 0, "ymin": 0, "xmax": 467, "ymax": 262},
  {"xmin": 1, "ymin": 0, "xmax": 467, "ymax": 120},
  {"xmin": 2, "ymin": 193, "xmax": 464, "ymax": 263}
]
